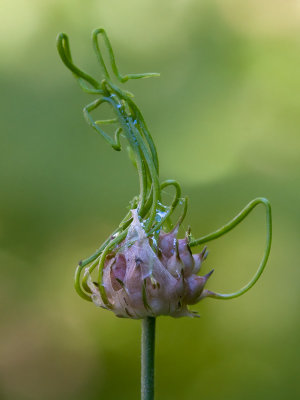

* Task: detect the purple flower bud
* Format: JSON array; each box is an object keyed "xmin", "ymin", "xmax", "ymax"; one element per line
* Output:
[
  {"xmin": 88, "ymin": 210, "xmax": 212, "ymax": 318},
  {"xmin": 177, "ymin": 237, "xmax": 194, "ymax": 277},
  {"xmin": 192, "ymin": 246, "xmax": 208, "ymax": 274}
]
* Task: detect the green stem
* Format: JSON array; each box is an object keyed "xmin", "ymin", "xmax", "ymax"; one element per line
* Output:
[
  {"xmin": 190, "ymin": 197, "xmax": 272, "ymax": 300},
  {"xmin": 141, "ymin": 317, "xmax": 156, "ymax": 400}
]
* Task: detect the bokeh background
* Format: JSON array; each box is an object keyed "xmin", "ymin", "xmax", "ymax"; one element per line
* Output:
[{"xmin": 1, "ymin": 1, "xmax": 300, "ymax": 399}]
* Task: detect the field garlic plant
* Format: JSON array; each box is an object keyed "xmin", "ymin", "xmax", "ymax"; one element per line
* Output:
[{"xmin": 57, "ymin": 28, "xmax": 272, "ymax": 400}]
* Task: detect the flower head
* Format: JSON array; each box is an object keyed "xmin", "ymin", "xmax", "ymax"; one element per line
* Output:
[{"xmin": 88, "ymin": 210, "xmax": 212, "ymax": 318}]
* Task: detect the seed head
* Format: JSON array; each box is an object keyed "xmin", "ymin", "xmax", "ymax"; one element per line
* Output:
[{"xmin": 88, "ymin": 210, "xmax": 213, "ymax": 318}]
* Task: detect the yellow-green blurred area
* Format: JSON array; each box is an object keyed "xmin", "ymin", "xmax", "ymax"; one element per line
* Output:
[{"xmin": 0, "ymin": 0, "xmax": 299, "ymax": 399}]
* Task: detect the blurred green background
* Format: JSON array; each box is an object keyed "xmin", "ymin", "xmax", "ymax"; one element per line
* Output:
[{"xmin": 1, "ymin": 0, "xmax": 299, "ymax": 399}]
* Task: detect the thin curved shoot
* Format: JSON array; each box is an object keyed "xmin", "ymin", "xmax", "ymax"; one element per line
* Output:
[
  {"xmin": 190, "ymin": 198, "xmax": 272, "ymax": 300},
  {"xmin": 56, "ymin": 33, "xmax": 101, "ymax": 92},
  {"xmin": 83, "ymin": 98, "xmax": 122, "ymax": 150},
  {"xmin": 92, "ymin": 28, "xmax": 160, "ymax": 83}
]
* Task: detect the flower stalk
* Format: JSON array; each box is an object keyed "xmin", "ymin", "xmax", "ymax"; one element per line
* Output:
[{"xmin": 141, "ymin": 317, "xmax": 156, "ymax": 400}]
